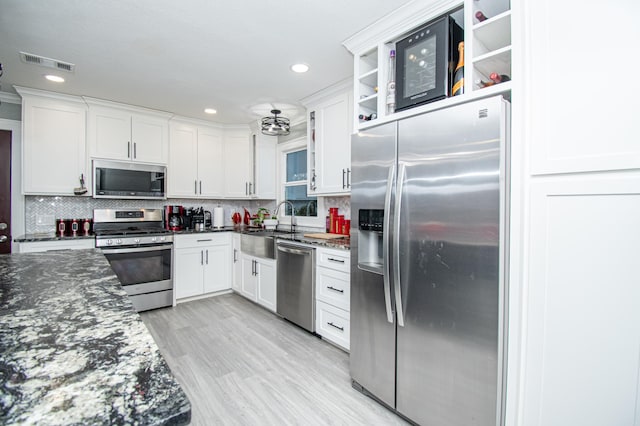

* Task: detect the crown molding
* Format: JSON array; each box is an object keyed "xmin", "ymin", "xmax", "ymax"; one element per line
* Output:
[
  {"xmin": 300, "ymin": 77, "xmax": 353, "ymax": 107},
  {"xmin": 342, "ymin": 0, "xmax": 462, "ymax": 54},
  {"xmin": 0, "ymin": 91, "xmax": 21, "ymax": 104}
]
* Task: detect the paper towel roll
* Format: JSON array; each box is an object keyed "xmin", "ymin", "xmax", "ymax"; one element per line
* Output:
[{"xmin": 213, "ymin": 206, "xmax": 224, "ymax": 228}]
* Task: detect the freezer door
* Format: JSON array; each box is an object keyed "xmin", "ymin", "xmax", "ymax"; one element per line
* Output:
[
  {"xmin": 350, "ymin": 121, "xmax": 397, "ymax": 409},
  {"xmin": 395, "ymin": 96, "xmax": 508, "ymax": 425}
]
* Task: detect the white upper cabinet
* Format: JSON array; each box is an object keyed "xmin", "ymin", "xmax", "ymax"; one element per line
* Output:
[
  {"xmin": 252, "ymin": 132, "xmax": 277, "ymax": 199},
  {"xmin": 17, "ymin": 87, "xmax": 89, "ymax": 196},
  {"xmin": 168, "ymin": 118, "xmax": 224, "ymax": 198},
  {"xmin": 303, "ymin": 81, "xmax": 353, "ymax": 196},
  {"xmin": 86, "ymin": 98, "xmax": 170, "ymax": 165},
  {"xmin": 223, "ymin": 128, "xmax": 253, "ymax": 198}
]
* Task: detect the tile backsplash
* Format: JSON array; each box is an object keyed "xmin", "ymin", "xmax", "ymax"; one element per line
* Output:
[{"xmin": 25, "ymin": 195, "xmax": 351, "ymax": 234}]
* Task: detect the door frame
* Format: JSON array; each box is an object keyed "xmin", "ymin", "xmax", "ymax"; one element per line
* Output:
[{"xmin": 0, "ymin": 118, "xmax": 24, "ymax": 253}]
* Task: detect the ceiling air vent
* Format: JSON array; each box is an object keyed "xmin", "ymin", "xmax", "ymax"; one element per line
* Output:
[{"xmin": 19, "ymin": 51, "xmax": 75, "ymax": 73}]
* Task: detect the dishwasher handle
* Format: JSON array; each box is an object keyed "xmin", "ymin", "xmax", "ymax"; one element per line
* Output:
[{"xmin": 277, "ymin": 245, "xmax": 312, "ymax": 256}]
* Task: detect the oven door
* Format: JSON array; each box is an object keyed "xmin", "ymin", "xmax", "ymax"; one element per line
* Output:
[{"xmin": 101, "ymin": 244, "xmax": 172, "ymax": 297}]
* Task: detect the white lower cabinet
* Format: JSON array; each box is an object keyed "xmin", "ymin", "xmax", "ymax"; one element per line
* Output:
[
  {"xmin": 174, "ymin": 233, "xmax": 231, "ymax": 300},
  {"xmin": 315, "ymin": 247, "xmax": 350, "ymax": 351},
  {"xmin": 232, "ymin": 234, "xmax": 242, "ymax": 292},
  {"xmin": 239, "ymin": 253, "xmax": 277, "ymax": 312},
  {"xmin": 17, "ymin": 239, "xmax": 94, "ymax": 253}
]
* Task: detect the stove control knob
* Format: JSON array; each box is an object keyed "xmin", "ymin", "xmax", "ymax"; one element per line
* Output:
[
  {"xmin": 151, "ymin": 237, "xmax": 157, "ymax": 242},
  {"xmin": 160, "ymin": 236, "xmax": 166, "ymax": 242},
  {"xmin": 134, "ymin": 238, "xmax": 140, "ymax": 244},
  {"xmin": 116, "ymin": 239, "xmax": 122, "ymax": 245},
  {"xmin": 107, "ymin": 239, "xmax": 113, "ymax": 246}
]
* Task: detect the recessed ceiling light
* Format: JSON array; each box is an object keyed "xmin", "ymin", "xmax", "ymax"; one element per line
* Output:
[
  {"xmin": 45, "ymin": 74, "xmax": 65, "ymax": 83},
  {"xmin": 291, "ymin": 63, "xmax": 309, "ymax": 73},
  {"xmin": 204, "ymin": 108, "xmax": 217, "ymax": 114}
]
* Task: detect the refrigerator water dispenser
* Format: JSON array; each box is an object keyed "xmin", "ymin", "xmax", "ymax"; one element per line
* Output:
[{"xmin": 357, "ymin": 209, "xmax": 384, "ymax": 274}]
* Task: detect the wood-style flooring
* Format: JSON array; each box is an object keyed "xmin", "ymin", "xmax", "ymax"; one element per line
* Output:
[{"xmin": 140, "ymin": 293, "xmax": 408, "ymax": 426}]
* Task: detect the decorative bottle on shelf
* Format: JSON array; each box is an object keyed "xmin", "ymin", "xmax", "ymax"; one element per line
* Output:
[
  {"xmin": 359, "ymin": 113, "xmax": 377, "ymax": 121},
  {"xmin": 452, "ymin": 41, "xmax": 464, "ymax": 96},
  {"xmin": 489, "ymin": 72, "xmax": 511, "ymax": 84},
  {"xmin": 386, "ymin": 50, "xmax": 396, "ymax": 114},
  {"xmin": 475, "ymin": 79, "xmax": 495, "ymax": 88},
  {"xmin": 475, "ymin": 11, "xmax": 488, "ymax": 22}
]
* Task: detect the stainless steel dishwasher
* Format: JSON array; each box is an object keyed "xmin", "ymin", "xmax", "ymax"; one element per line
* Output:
[{"xmin": 276, "ymin": 242, "xmax": 316, "ymax": 332}]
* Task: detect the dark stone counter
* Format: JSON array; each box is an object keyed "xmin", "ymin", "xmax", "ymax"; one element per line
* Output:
[{"xmin": 0, "ymin": 249, "xmax": 191, "ymax": 425}]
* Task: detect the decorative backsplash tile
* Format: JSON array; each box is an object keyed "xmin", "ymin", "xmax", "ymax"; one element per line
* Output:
[
  {"xmin": 25, "ymin": 195, "xmax": 351, "ymax": 234},
  {"xmin": 25, "ymin": 196, "xmax": 277, "ymax": 234}
]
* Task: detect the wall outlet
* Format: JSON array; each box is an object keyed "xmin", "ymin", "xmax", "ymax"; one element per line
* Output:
[{"xmin": 36, "ymin": 214, "xmax": 54, "ymax": 226}]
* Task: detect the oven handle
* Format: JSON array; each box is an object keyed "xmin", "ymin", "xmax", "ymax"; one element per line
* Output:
[{"xmin": 100, "ymin": 244, "xmax": 172, "ymax": 254}]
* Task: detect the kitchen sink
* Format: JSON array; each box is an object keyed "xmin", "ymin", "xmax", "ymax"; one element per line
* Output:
[{"xmin": 240, "ymin": 230, "xmax": 298, "ymax": 259}]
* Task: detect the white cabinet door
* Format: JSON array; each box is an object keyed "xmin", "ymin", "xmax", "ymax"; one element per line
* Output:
[
  {"xmin": 256, "ymin": 258, "xmax": 277, "ymax": 311},
  {"xmin": 131, "ymin": 114, "xmax": 168, "ymax": 164},
  {"xmin": 174, "ymin": 247, "xmax": 204, "ymax": 299},
  {"xmin": 232, "ymin": 234, "xmax": 242, "ymax": 292},
  {"xmin": 20, "ymin": 90, "xmax": 88, "ymax": 196},
  {"xmin": 253, "ymin": 133, "xmax": 276, "ymax": 199},
  {"xmin": 313, "ymin": 91, "xmax": 352, "ymax": 195},
  {"xmin": 168, "ymin": 122, "xmax": 199, "ymax": 197},
  {"xmin": 203, "ymin": 244, "xmax": 231, "ymax": 293},
  {"xmin": 197, "ymin": 127, "xmax": 225, "ymax": 197},
  {"xmin": 224, "ymin": 130, "xmax": 252, "ymax": 198},
  {"xmin": 89, "ymin": 107, "xmax": 131, "ymax": 161},
  {"xmin": 240, "ymin": 254, "xmax": 257, "ymax": 300}
]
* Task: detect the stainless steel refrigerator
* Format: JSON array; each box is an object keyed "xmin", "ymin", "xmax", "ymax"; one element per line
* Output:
[{"xmin": 350, "ymin": 95, "xmax": 510, "ymax": 426}]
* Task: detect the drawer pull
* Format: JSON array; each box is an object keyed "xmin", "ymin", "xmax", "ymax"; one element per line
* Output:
[
  {"xmin": 327, "ymin": 286, "xmax": 344, "ymax": 293},
  {"xmin": 327, "ymin": 257, "xmax": 345, "ymax": 263},
  {"xmin": 327, "ymin": 321, "xmax": 344, "ymax": 331},
  {"xmin": 197, "ymin": 239, "xmax": 213, "ymax": 242}
]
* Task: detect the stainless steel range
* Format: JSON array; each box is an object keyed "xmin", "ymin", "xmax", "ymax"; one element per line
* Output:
[{"xmin": 93, "ymin": 208, "xmax": 173, "ymax": 312}]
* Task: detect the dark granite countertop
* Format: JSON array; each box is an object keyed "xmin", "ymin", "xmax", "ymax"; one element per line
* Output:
[
  {"xmin": 15, "ymin": 227, "xmax": 350, "ymax": 250},
  {"xmin": 0, "ymin": 249, "xmax": 191, "ymax": 425},
  {"xmin": 13, "ymin": 233, "xmax": 95, "ymax": 243}
]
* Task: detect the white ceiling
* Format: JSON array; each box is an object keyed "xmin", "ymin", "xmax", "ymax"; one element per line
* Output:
[{"xmin": 0, "ymin": 0, "xmax": 413, "ymax": 124}]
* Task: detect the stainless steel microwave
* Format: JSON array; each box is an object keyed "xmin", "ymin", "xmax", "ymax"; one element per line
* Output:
[
  {"xmin": 394, "ymin": 12, "xmax": 464, "ymax": 111},
  {"xmin": 93, "ymin": 160, "xmax": 166, "ymax": 199}
]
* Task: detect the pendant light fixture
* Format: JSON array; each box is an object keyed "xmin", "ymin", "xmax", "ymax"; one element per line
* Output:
[{"xmin": 261, "ymin": 109, "xmax": 290, "ymax": 136}]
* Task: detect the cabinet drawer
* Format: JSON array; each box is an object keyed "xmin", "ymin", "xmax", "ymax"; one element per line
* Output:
[
  {"xmin": 174, "ymin": 232, "xmax": 231, "ymax": 249},
  {"xmin": 316, "ymin": 300, "xmax": 350, "ymax": 351},
  {"xmin": 317, "ymin": 247, "xmax": 350, "ymax": 273},
  {"xmin": 316, "ymin": 267, "xmax": 350, "ymax": 311}
]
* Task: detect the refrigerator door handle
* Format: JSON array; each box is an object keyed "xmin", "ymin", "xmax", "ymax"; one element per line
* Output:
[
  {"xmin": 393, "ymin": 162, "xmax": 406, "ymax": 327},
  {"xmin": 382, "ymin": 164, "xmax": 395, "ymax": 323}
]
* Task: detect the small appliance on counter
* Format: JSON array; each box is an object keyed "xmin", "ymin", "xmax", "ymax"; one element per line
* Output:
[
  {"xmin": 165, "ymin": 205, "xmax": 184, "ymax": 231},
  {"xmin": 190, "ymin": 207, "xmax": 211, "ymax": 231}
]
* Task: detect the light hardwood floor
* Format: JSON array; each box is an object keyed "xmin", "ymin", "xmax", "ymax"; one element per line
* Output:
[{"xmin": 140, "ymin": 293, "xmax": 408, "ymax": 426}]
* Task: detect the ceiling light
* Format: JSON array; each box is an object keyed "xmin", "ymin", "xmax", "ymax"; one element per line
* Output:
[
  {"xmin": 204, "ymin": 108, "xmax": 217, "ymax": 114},
  {"xmin": 261, "ymin": 109, "xmax": 290, "ymax": 136},
  {"xmin": 291, "ymin": 63, "xmax": 309, "ymax": 73},
  {"xmin": 45, "ymin": 75, "xmax": 65, "ymax": 83}
]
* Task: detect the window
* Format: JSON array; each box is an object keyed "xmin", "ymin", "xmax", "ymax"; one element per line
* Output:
[{"xmin": 282, "ymin": 148, "xmax": 317, "ymax": 217}]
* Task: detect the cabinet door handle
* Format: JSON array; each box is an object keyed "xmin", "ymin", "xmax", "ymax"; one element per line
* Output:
[
  {"xmin": 245, "ymin": 182, "xmax": 248, "ymax": 196},
  {"xmin": 327, "ymin": 285, "xmax": 344, "ymax": 293},
  {"xmin": 233, "ymin": 249, "xmax": 238, "ymax": 262},
  {"xmin": 327, "ymin": 321, "xmax": 344, "ymax": 331},
  {"xmin": 201, "ymin": 250, "xmax": 204, "ymax": 265},
  {"xmin": 128, "ymin": 141, "xmax": 131, "ymax": 158},
  {"xmin": 134, "ymin": 142, "xmax": 137, "ymax": 159},
  {"xmin": 342, "ymin": 169, "xmax": 346, "ymax": 189},
  {"xmin": 199, "ymin": 180, "xmax": 202, "ymax": 194},
  {"xmin": 347, "ymin": 168, "xmax": 351, "ymax": 188},
  {"xmin": 206, "ymin": 249, "xmax": 209, "ymax": 265},
  {"xmin": 195, "ymin": 180, "xmax": 198, "ymax": 194},
  {"xmin": 327, "ymin": 257, "xmax": 345, "ymax": 264},
  {"xmin": 249, "ymin": 182, "xmax": 253, "ymax": 195}
]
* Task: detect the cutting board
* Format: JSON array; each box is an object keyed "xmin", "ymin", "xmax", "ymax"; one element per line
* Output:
[{"xmin": 303, "ymin": 233, "xmax": 347, "ymax": 240}]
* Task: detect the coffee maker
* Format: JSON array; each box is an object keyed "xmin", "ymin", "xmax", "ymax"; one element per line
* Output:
[{"xmin": 165, "ymin": 205, "xmax": 184, "ymax": 231}]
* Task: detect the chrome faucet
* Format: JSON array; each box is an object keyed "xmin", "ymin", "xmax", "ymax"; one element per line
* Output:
[{"xmin": 274, "ymin": 200, "xmax": 296, "ymax": 233}]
